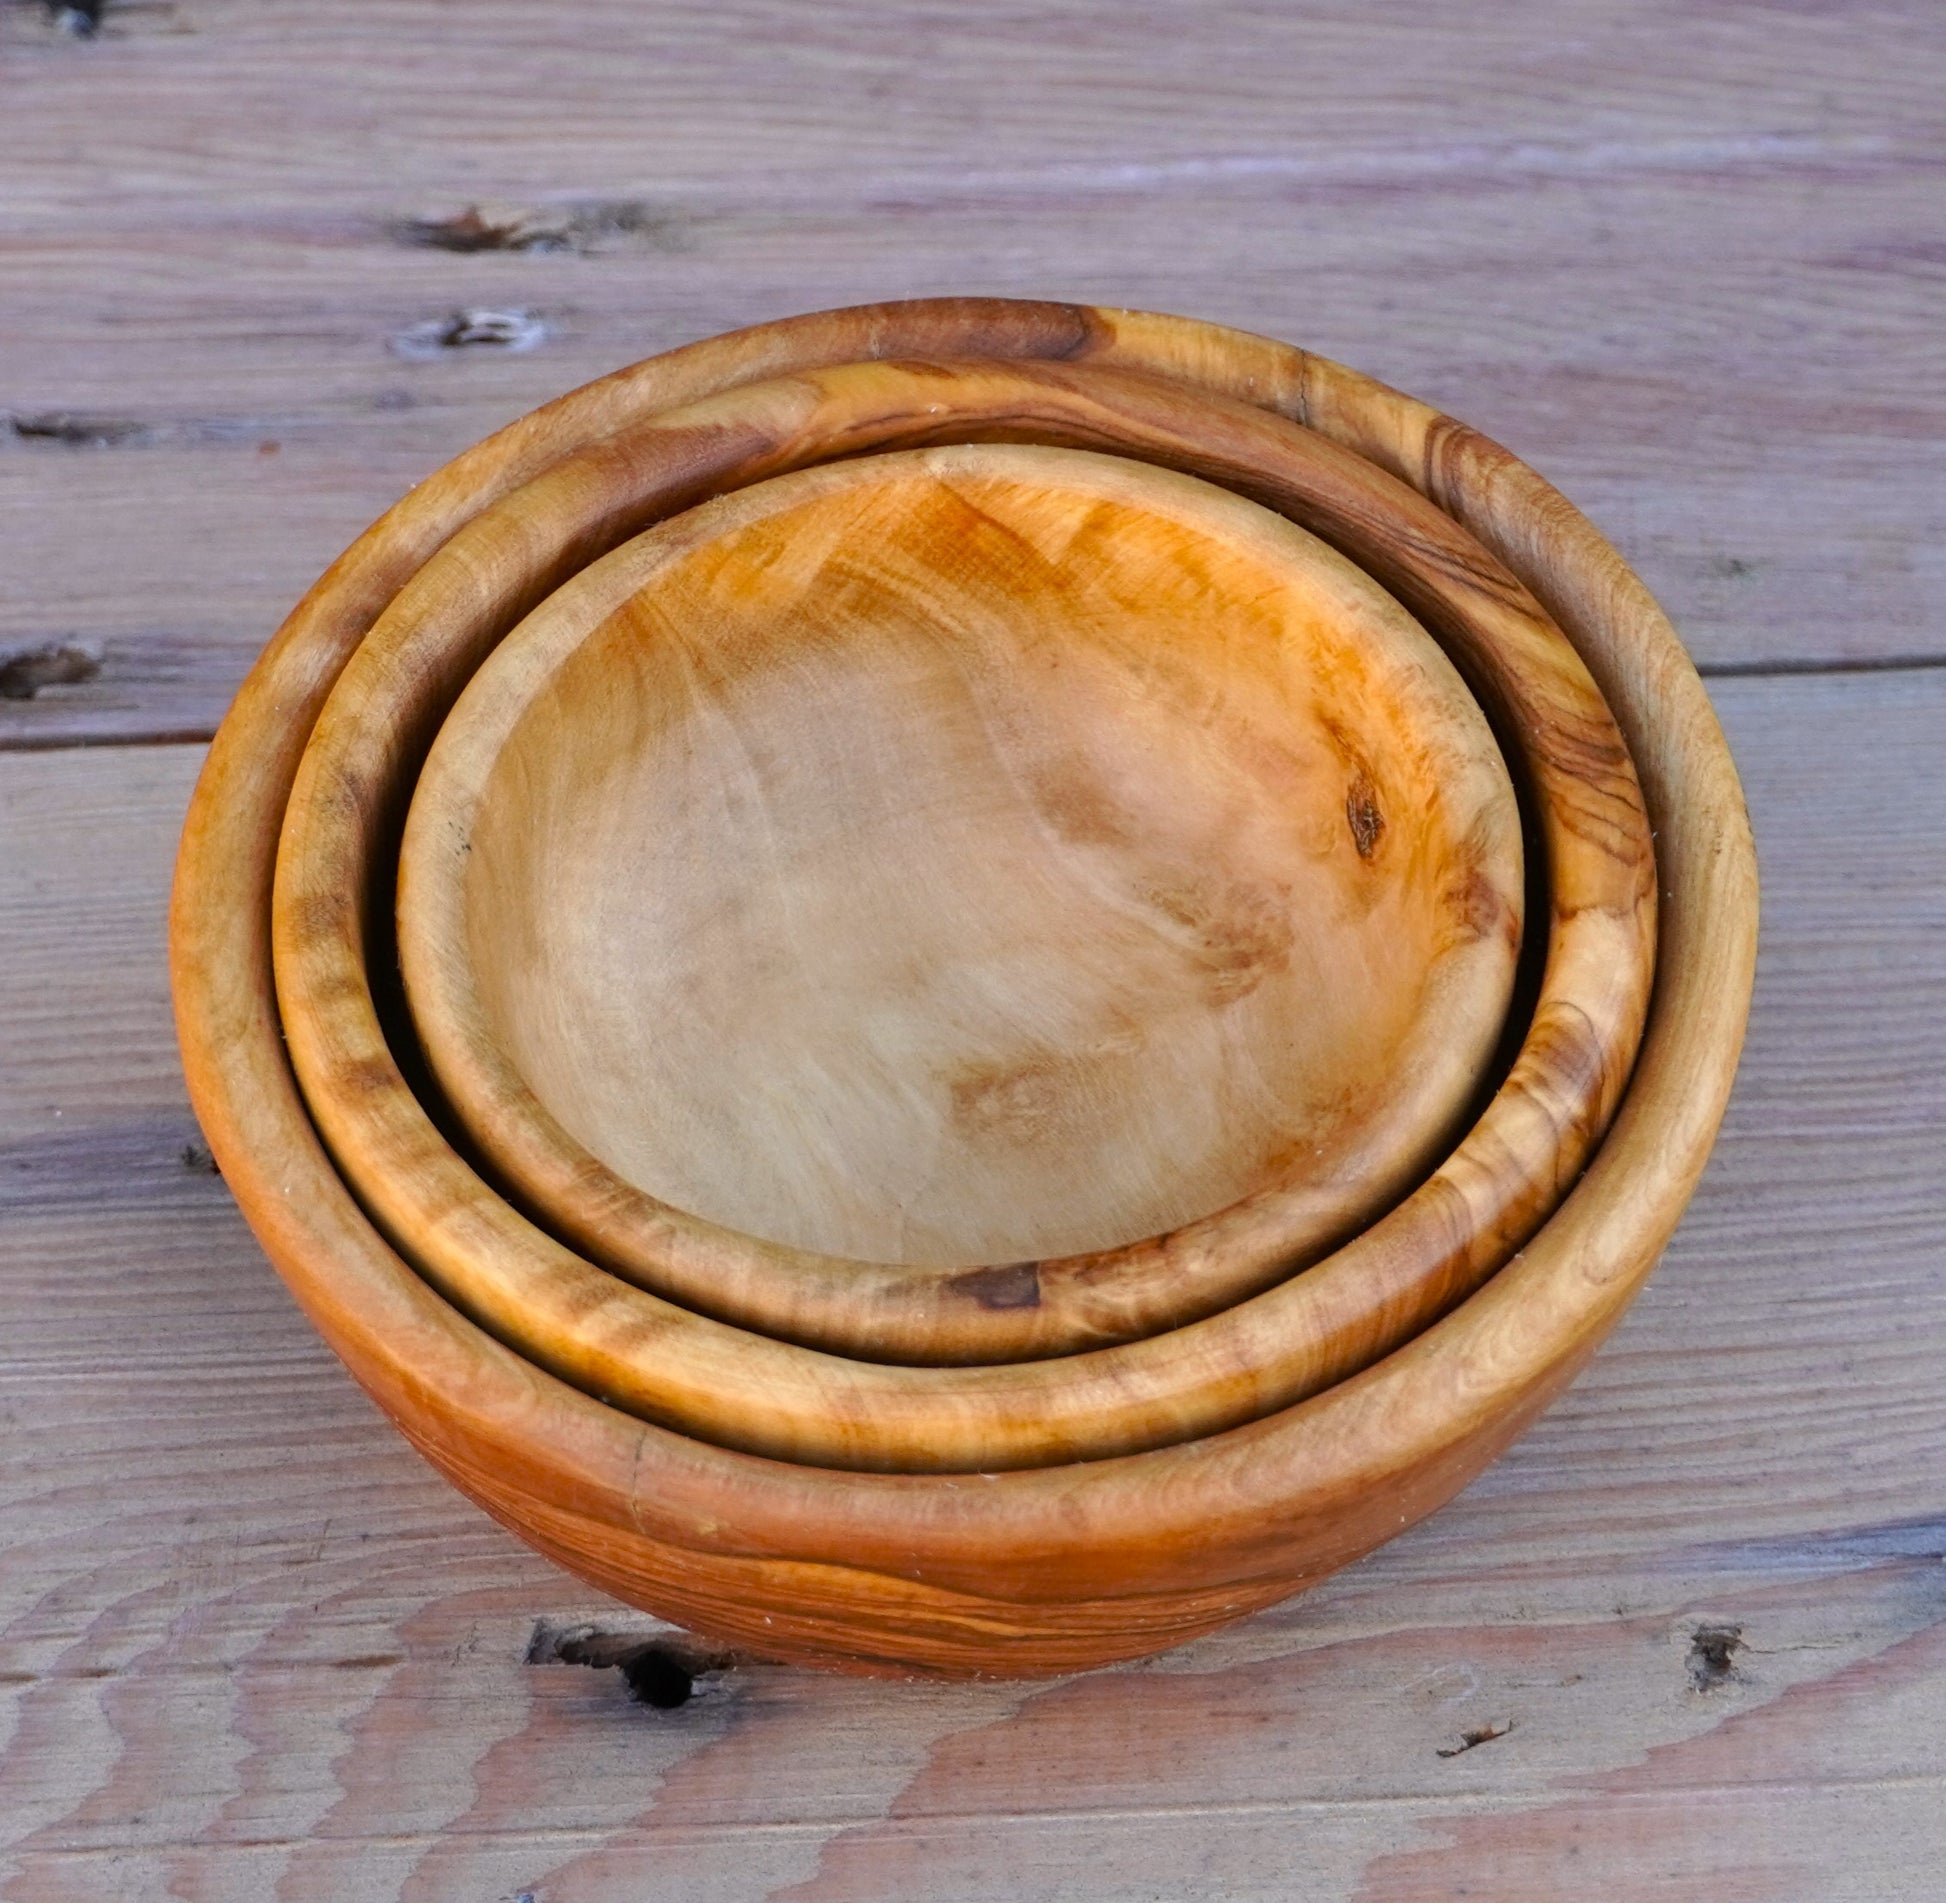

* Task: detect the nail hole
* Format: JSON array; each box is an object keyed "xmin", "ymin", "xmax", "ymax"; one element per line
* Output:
[
  {"xmin": 620, "ymin": 1646, "xmax": 697, "ymax": 1710},
  {"xmin": 1687, "ymin": 1623, "xmax": 1744, "ymax": 1691},
  {"xmin": 391, "ymin": 308, "xmax": 549, "ymax": 361},
  {"xmin": 392, "ymin": 199, "xmax": 683, "ymax": 256},
  {"xmin": 1436, "ymin": 1718, "xmax": 1513, "ymax": 1758},
  {"xmin": 46, "ymin": 0, "xmax": 104, "ymax": 36},
  {"xmin": 0, "ymin": 641, "xmax": 101, "ymax": 701},
  {"xmin": 526, "ymin": 1619, "xmax": 735, "ymax": 1712}
]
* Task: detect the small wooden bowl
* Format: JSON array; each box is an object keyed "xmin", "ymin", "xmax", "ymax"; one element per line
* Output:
[
  {"xmin": 398, "ymin": 443, "xmax": 1522, "ymax": 1353},
  {"xmin": 172, "ymin": 301, "xmax": 1754, "ymax": 1675},
  {"xmin": 268, "ymin": 355, "xmax": 1654, "ymax": 1468}
]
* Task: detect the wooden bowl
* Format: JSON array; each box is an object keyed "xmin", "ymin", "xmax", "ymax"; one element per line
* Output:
[
  {"xmin": 397, "ymin": 443, "xmax": 1522, "ymax": 1352},
  {"xmin": 172, "ymin": 301, "xmax": 1753, "ymax": 1674},
  {"xmin": 268, "ymin": 353, "xmax": 1653, "ymax": 1467},
  {"xmin": 268, "ymin": 354, "xmax": 1653, "ymax": 1469}
]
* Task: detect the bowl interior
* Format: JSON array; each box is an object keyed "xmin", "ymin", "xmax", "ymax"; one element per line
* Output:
[{"xmin": 427, "ymin": 445, "xmax": 1519, "ymax": 1266}]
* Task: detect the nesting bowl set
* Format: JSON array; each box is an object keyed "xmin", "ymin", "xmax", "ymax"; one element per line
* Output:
[{"xmin": 171, "ymin": 299, "xmax": 1758, "ymax": 1677}]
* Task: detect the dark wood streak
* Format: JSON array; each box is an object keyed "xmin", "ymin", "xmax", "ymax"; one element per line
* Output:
[
  {"xmin": 1346, "ymin": 775, "xmax": 1386, "ymax": 858},
  {"xmin": 948, "ymin": 1264, "xmax": 1045, "ymax": 1312}
]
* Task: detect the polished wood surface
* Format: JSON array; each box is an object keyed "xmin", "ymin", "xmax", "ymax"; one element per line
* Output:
[
  {"xmin": 268, "ymin": 342, "xmax": 1655, "ymax": 1455},
  {"xmin": 177, "ymin": 301, "xmax": 1744, "ymax": 1667},
  {"xmin": 403, "ymin": 445, "xmax": 1520, "ymax": 1299}
]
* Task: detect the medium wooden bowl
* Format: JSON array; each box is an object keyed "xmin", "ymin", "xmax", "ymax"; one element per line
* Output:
[
  {"xmin": 397, "ymin": 443, "xmax": 1522, "ymax": 1350},
  {"xmin": 268, "ymin": 354, "xmax": 1654, "ymax": 1460},
  {"xmin": 266, "ymin": 348, "xmax": 1650, "ymax": 1463},
  {"xmin": 269, "ymin": 354, "xmax": 1653, "ymax": 1466},
  {"xmin": 172, "ymin": 301, "xmax": 1754, "ymax": 1673}
]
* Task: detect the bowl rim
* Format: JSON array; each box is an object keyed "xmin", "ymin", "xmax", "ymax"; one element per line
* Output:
[
  {"xmin": 171, "ymin": 300, "xmax": 1754, "ymax": 1675},
  {"xmin": 268, "ymin": 354, "xmax": 1655, "ymax": 1469},
  {"xmin": 406, "ymin": 435, "xmax": 1533, "ymax": 1323},
  {"xmin": 399, "ymin": 439, "xmax": 1527, "ymax": 1331}
]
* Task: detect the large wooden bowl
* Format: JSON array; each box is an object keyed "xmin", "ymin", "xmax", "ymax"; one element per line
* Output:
[
  {"xmin": 267, "ymin": 354, "xmax": 1655, "ymax": 1464},
  {"xmin": 398, "ymin": 444, "xmax": 1523, "ymax": 1353},
  {"xmin": 172, "ymin": 301, "xmax": 1754, "ymax": 1672}
]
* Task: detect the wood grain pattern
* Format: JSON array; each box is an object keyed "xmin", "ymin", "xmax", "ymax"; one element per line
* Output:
[
  {"xmin": 272, "ymin": 343, "xmax": 1655, "ymax": 1406},
  {"xmin": 0, "ymin": 0, "xmax": 1935, "ymax": 1880},
  {"xmin": 177, "ymin": 301, "xmax": 1731, "ymax": 1673},
  {"xmin": 400, "ymin": 444, "xmax": 1523, "ymax": 1340},
  {"xmin": 7, "ymin": 0, "xmax": 1942, "ymax": 201},
  {"xmin": 4, "ymin": 663, "xmax": 1941, "ymax": 1894}
]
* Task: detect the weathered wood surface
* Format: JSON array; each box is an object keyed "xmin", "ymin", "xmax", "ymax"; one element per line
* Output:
[
  {"xmin": 2, "ymin": 0, "xmax": 1942, "ymax": 1890},
  {"xmin": 2, "ymin": 0, "xmax": 1944, "ymax": 747},
  {"xmin": 3, "ymin": 667, "xmax": 1944, "ymax": 1896}
]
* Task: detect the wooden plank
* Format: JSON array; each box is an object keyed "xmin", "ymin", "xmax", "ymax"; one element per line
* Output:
[
  {"xmin": 4, "ymin": 0, "xmax": 1941, "ymax": 207},
  {"xmin": 4, "ymin": 157, "xmax": 1940, "ymax": 737},
  {"xmin": 3, "ymin": 2, "xmax": 1944, "ymax": 743},
  {"xmin": 1, "ymin": 667, "xmax": 1943, "ymax": 1897}
]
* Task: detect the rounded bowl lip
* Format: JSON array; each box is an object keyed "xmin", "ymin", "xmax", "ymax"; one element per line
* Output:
[
  {"xmin": 170, "ymin": 301, "xmax": 1754, "ymax": 1646},
  {"xmin": 396, "ymin": 438, "xmax": 1526, "ymax": 1335},
  {"xmin": 265, "ymin": 350, "xmax": 1656, "ymax": 1470}
]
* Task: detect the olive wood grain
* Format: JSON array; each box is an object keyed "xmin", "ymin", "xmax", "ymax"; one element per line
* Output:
[
  {"xmin": 172, "ymin": 301, "xmax": 1753, "ymax": 1673},
  {"xmin": 400, "ymin": 445, "xmax": 1522, "ymax": 1299},
  {"xmin": 271, "ymin": 351, "xmax": 1652, "ymax": 1462}
]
